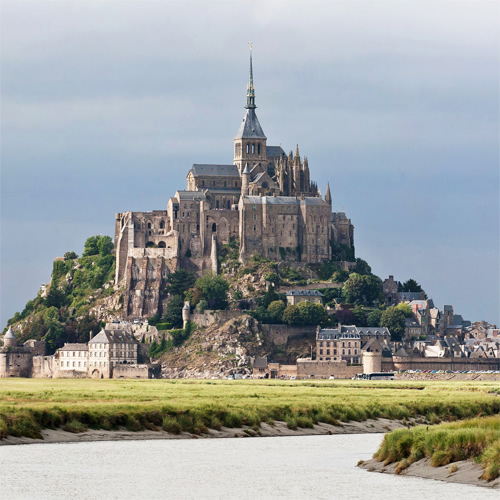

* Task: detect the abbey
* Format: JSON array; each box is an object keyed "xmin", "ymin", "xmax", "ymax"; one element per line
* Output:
[{"xmin": 114, "ymin": 50, "xmax": 354, "ymax": 319}]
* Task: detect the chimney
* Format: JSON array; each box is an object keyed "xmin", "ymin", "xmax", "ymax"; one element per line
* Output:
[{"xmin": 89, "ymin": 330, "xmax": 93, "ymax": 341}]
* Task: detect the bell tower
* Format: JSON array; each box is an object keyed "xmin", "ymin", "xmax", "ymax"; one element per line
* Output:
[{"xmin": 234, "ymin": 44, "xmax": 267, "ymax": 173}]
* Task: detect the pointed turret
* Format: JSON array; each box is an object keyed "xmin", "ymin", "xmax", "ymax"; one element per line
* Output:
[{"xmin": 325, "ymin": 182, "xmax": 332, "ymax": 205}]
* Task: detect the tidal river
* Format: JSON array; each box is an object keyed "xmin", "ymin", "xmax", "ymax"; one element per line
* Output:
[{"xmin": 1, "ymin": 434, "xmax": 495, "ymax": 499}]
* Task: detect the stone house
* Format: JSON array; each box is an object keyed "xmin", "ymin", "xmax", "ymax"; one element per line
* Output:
[
  {"xmin": 316, "ymin": 327, "xmax": 361, "ymax": 364},
  {"xmin": 88, "ymin": 329, "xmax": 139, "ymax": 379},
  {"xmin": 58, "ymin": 344, "xmax": 88, "ymax": 376},
  {"xmin": 286, "ymin": 289, "xmax": 324, "ymax": 306},
  {"xmin": 382, "ymin": 275, "xmax": 399, "ymax": 305}
]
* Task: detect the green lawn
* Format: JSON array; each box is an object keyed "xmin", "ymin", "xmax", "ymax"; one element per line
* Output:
[{"xmin": 1, "ymin": 378, "xmax": 499, "ymax": 439}]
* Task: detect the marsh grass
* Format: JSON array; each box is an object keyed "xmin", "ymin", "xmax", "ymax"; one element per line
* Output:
[
  {"xmin": 0, "ymin": 379, "xmax": 499, "ymax": 442},
  {"xmin": 374, "ymin": 415, "xmax": 500, "ymax": 481}
]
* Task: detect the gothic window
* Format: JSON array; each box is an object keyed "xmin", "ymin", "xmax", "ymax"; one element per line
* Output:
[
  {"xmin": 261, "ymin": 181, "xmax": 268, "ymax": 189},
  {"xmin": 246, "ymin": 144, "xmax": 250, "ymax": 154},
  {"xmin": 147, "ymin": 222, "xmax": 151, "ymax": 229},
  {"xmin": 253, "ymin": 225, "xmax": 257, "ymax": 231},
  {"xmin": 160, "ymin": 221, "xmax": 164, "ymax": 229},
  {"xmin": 212, "ymin": 223, "xmax": 216, "ymax": 232},
  {"xmin": 252, "ymin": 144, "xmax": 255, "ymax": 154},
  {"xmin": 234, "ymin": 182, "xmax": 237, "ymax": 187},
  {"xmin": 258, "ymin": 144, "xmax": 261, "ymax": 154},
  {"xmin": 216, "ymin": 200, "xmax": 219, "ymax": 209},
  {"xmin": 224, "ymin": 181, "xmax": 227, "ymax": 187},
  {"xmin": 227, "ymin": 200, "xmax": 231, "ymax": 209},
  {"xmin": 202, "ymin": 180, "xmax": 205, "ymax": 187}
]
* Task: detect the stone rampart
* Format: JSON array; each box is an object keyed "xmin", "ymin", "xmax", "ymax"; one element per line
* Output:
[
  {"xmin": 296, "ymin": 360, "xmax": 361, "ymax": 379},
  {"xmin": 390, "ymin": 356, "xmax": 500, "ymax": 372},
  {"xmin": 113, "ymin": 364, "xmax": 161, "ymax": 379}
]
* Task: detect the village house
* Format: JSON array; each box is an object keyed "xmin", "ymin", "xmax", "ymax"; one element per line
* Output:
[{"xmin": 286, "ymin": 289, "xmax": 324, "ymax": 306}]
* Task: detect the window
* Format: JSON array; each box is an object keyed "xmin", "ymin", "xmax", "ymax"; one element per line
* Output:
[
  {"xmin": 202, "ymin": 180, "xmax": 205, "ymax": 187},
  {"xmin": 252, "ymin": 144, "xmax": 255, "ymax": 154},
  {"xmin": 320, "ymin": 349, "xmax": 323, "ymax": 355},
  {"xmin": 253, "ymin": 214, "xmax": 257, "ymax": 221},
  {"xmin": 246, "ymin": 144, "xmax": 250, "ymax": 154},
  {"xmin": 160, "ymin": 221, "xmax": 164, "ymax": 229},
  {"xmin": 326, "ymin": 350, "xmax": 330, "ymax": 355},
  {"xmin": 252, "ymin": 205, "xmax": 256, "ymax": 210},
  {"xmin": 342, "ymin": 349, "xmax": 345, "ymax": 355},
  {"xmin": 147, "ymin": 222, "xmax": 151, "ymax": 229}
]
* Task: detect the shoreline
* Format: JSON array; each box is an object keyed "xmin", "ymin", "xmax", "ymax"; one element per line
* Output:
[
  {"xmin": 0, "ymin": 417, "xmax": 403, "ymax": 446},
  {"xmin": 358, "ymin": 457, "xmax": 499, "ymax": 490}
]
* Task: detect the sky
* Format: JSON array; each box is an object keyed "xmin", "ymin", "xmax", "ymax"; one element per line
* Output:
[{"xmin": 1, "ymin": 0, "xmax": 499, "ymax": 327}]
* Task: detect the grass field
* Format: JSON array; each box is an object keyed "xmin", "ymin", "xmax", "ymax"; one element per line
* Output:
[
  {"xmin": 374, "ymin": 415, "xmax": 500, "ymax": 481},
  {"xmin": 1, "ymin": 378, "xmax": 499, "ymax": 439}
]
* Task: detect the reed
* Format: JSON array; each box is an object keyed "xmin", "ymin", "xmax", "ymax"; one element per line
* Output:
[
  {"xmin": 1, "ymin": 379, "xmax": 499, "ymax": 442},
  {"xmin": 374, "ymin": 415, "xmax": 500, "ymax": 481}
]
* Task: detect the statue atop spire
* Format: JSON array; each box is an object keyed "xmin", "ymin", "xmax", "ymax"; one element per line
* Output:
[{"xmin": 246, "ymin": 43, "xmax": 256, "ymax": 109}]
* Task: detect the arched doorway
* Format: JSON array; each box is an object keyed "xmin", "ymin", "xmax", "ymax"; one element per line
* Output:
[
  {"xmin": 91, "ymin": 369, "xmax": 100, "ymax": 379},
  {"xmin": 158, "ymin": 241, "xmax": 166, "ymax": 248}
]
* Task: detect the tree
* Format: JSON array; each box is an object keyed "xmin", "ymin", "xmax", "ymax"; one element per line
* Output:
[
  {"xmin": 267, "ymin": 300, "xmax": 286, "ymax": 324},
  {"xmin": 44, "ymin": 287, "xmax": 66, "ymax": 309},
  {"xmin": 64, "ymin": 251, "xmax": 78, "ymax": 260},
  {"xmin": 164, "ymin": 295, "xmax": 184, "ymax": 328},
  {"xmin": 335, "ymin": 309, "xmax": 355, "ymax": 325},
  {"xmin": 380, "ymin": 306, "xmax": 406, "ymax": 342},
  {"xmin": 165, "ymin": 270, "xmax": 196, "ymax": 297},
  {"xmin": 261, "ymin": 285, "xmax": 279, "ymax": 309},
  {"xmin": 194, "ymin": 272, "xmax": 229, "ymax": 310},
  {"xmin": 352, "ymin": 308, "xmax": 367, "ymax": 326},
  {"xmin": 395, "ymin": 303, "xmax": 413, "ymax": 318},
  {"xmin": 83, "ymin": 236, "xmax": 100, "ymax": 257},
  {"xmin": 283, "ymin": 302, "xmax": 329, "ymax": 326},
  {"xmin": 367, "ymin": 309, "xmax": 382, "ymax": 327},
  {"xmin": 354, "ymin": 258, "xmax": 371, "ymax": 275},
  {"xmin": 97, "ymin": 235, "xmax": 114, "ymax": 256},
  {"xmin": 342, "ymin": 273, "xmax": 382, "ymax": 305},
  {"xmin": 401, "ymin": 279, "xmax": 424, "ymax": 293}
]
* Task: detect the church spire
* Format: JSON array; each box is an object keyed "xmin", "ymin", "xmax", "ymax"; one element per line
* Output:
[
  {"xmin": 325, "ymin": 182, "xmax": 332, "ymax": 205},
  {"xmin": 246, "ymin": 43, "xmax": 256, "ymax": 109}
]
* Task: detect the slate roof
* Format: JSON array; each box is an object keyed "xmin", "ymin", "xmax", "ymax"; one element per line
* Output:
[
  {"xmin": 398, "ymin": 292, "xmax": 422, "ymax": 301},
  {"xmin": 89, "ymin": 329, "xmax": 138, "ymax": 345},
  {"xmin": 235, "ymin": 108, "xmax": 267, "ymax": 139},
  {"xmin": 60, "ymin": 343, "xmax": 88, "ymax": 351},
  {"xmin": 4, "ymin": 327, "xmax": 16, "ymax": 339},
  {"xmin": 266, "ymin": 145, "xmax": 285, "ymax": 158},
  {"xmin": 443, "ymin": 305, "xmax": 453, "ymax": 311},
  {"xmin": 242, "ymin": 195, "xmax": 325, "ymax": 206},
  {"xmin": 254, "ymin": 357, "xmax": 268, "ymax": 369},
  {"xmin": 189, "ymin": 164, "xmax": 240, "ymax": 177},
  {"xmin": 318, "ymin": 327, "xmax": 360, "ymax": 340},
  {"xmin": 176, "ymin": 191, "xmax": 207, "ymax": 201},
  {"xmin": 357, "ymin": 327, "xmax": 391, "ymax": 337},
  {"xmin": 286, "ymin": 290, "xmax": 324, "ymax": 297}
]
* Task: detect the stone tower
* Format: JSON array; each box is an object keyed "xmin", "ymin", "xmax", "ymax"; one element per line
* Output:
[
  {"xmin": 3, "ymin": 327, "xmax": 17, "ymax": 348},
  {"xmin": 182, "ymin": 302, "xmax": 191, "ymax": 328},
  {"xmin": 233, "ymin": 45, "xmax": 267, "ymax": 173}
]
